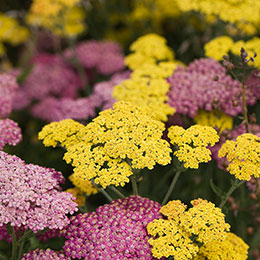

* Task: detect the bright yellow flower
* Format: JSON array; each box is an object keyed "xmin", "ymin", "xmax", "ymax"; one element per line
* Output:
[
  {"xmin": 218, "ymin": 133, "xmax": 260, "ymax": 180},
  {"xmin": 204, "ymin": 36, "xmax": 233, "ymax": 61},
  {"xmin": 198, "ymin": 232, "xmax": 249, "ymax": 260},
  {"xmin": 194, "ymin": 110, "xmax": 233, "ymax": 133},
  {"xmin": 147, "ymin": 198, "xmax": 230, "ymax": 259},
  {"xmin": 168, "ymin": 125, "xmax": 219, "ymax": 168},
  {"xmin": 39, "ymin": 102, "xmax": 172, "ymax": 188},
  {"xmin": 69, "ymin": 175, "xmax": 98, "ymax": 196}
]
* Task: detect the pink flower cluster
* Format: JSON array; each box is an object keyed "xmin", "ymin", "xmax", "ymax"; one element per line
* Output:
[
  {"xmin": 71, "ymin": 40, "xmax": 125, "ymax": 75},
  {"xmin": 22, "ymin": 249, "xmax": 71, "ymax": 260},
  {"xmin": 168, "ymin": 58, "xmax": 258, "ymax": 117},
  {"xmin": 0, "ymin": 119, "xmax": 22, "ymax": 150},
  {"xmin": 0, "ymin": 74, "xmax": 18, "ymax": 117},
  {"xmin": 13, "ymin": 53, "xmax": 82, "ymax": 110},
  {"xmin": 0, "ymin": 151, "xmax": 77, "ymax": 232},
  {"xmin": 62, "ymin": 196, "xmax": 162, "ymax": 260}
]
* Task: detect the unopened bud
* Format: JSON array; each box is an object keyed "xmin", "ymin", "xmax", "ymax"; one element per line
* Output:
[
  {"xmin": 232, "ymin": 100, "xmax": 239, "ymax": 107},
  {"xmin": 213, "ymin": 76, "xmax": 219, "ymax": 81},
  {"xmin": 250, "ymin": 114, "xmax": 257, "ymax": 123},
  {"xmin": 250, "ymin": 193, "xmax": 257, "ymax": 200},
  {"xmin": 223, "ymin": 60, "xmax": 234, "ymax": 70},
  {"xmin": 247, "ymin": 226, "xmax": 254, "ymax": 235}
]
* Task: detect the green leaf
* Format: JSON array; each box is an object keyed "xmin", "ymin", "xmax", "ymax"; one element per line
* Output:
[{"xmin": 210, "ymin": 179, "xmax": 225, "ymax": 199}]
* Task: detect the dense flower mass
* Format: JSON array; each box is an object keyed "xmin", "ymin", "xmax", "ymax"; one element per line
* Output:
[
  {"xmin": 194, "ymin": 110, "xmax": 233, "ymax": 133},
  {"xmin": 0, "ymin": 151, "xmax": 77, "ymax": 232},
  {"xmin": 168, "ymin": 58, "xmax": 258, "ymax": 117},
  {"xmin": 0, "ymin": 119, "xmax": 22, "ymax": 150},
  {"xmin": 168, "ymin": 125, "xmax": 219, "ymax": 168},
  {"xmin": 62, "ymin": 196, "xmax": 161, "ymax": 259},
  {"xmin": 218, "ymin": 133, "xmax": 260, "ymax": 180},
  {"xmin": 195, "ymin": 232, "xmax": 249, "ymax": 260},
  {"xmin": 147, "ymin": 199, "xmax": 230, "ymax": 259},
  {"xmin": 0, "ymin": 73, "xmax": 18, "ymax": 118},
  {"xmin": 71, "ymin": 40, "xmax": 125, "ymax": 75},
  {"xmin": 39, "ymin": 102, "xmax": 172, "ymax": 188},
  {"xmin": 22, "ymin": 248, "xmax": 71, "ymax": 260}
]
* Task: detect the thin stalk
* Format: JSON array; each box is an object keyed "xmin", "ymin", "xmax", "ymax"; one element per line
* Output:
[
  {"xmin": 109, "ymin": 186, "xmax": 126, "ymax": 198},
  {"xmin": 11, "ymin": 226, "xmax": 18, "ymax": 260},
  {"xmin": 131, "ymin": 175, "xmax": 138, "ymax": 196},
  {"xmin": 0, "ymin": 252, "xmax": 8, "ymax": 260},
  {"xmin": 219, "ymin": 179, "xmax": 245, "ymax": 209},
  {"xmin": 99, "ymin": 187, "xmax": 113, "ymax": 202},
  {"xmin": 17, "ymin": 238, "xmax": 25, "ymax": 260},
  {"xmin": 241, "ymin": 63, "xmax": 249, "ymax": 133},
  {"xmin": 162, "ymin": 169, "xmax": 182, "ymax": 205}
]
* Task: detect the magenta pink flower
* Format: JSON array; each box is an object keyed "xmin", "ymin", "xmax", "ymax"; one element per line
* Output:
[
  {"xmin": 22, "ymin": 249, "xmax": 71, "ymax": 260},
  {"xmin": 62, "ymin": 196, "xmax": 162, "ymax": 260},
  {"xmin": 0, "ymin": 151, "xmax": 77, "ymax": 232},
  {"xmin": 0, "ymin": 119, "xmax": 22, "ymax": 150}
]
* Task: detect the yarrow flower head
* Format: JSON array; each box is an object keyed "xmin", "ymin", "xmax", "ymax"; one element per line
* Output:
[
  {"xmin": 65, "ymin": 187, "xmax": 86, "ymax": 207},
  {"xmin": 218, "ymin": 133, "xmax": 260, "ymax": 180},
  {"xmin": 62, "ymin": 196, "xmax": 161, "ymax": 260},
  {"xmin": 22, "ymin": 249, "xmax": 71, "ymax": 260},
  {"xmin": 0, "ymin": 151, "xmax": 77, "ymax": 232},
  {"xmin": 39, "ymin": 101, "xmax": 172, "ymax": 188},
  {"xmin": 194, "ymin": 110, "xmax": 233, "ymax": 133},
  {"xmin": 168, "ymin": 125, "xmax": 219, "ymax": 168},
  {"xmin": 0, "ymin": 119, "xmax": 22, "ymax": 150},
  {"xmin": 125, "ymin": 33, "xmax": 174, "ymax": 70},
  {"xmin": 195, "ymin": 232, "xmax": 249, "ymax": 260},
  {"xmin": 147, "ymin": 198, "xmax": 230, "ymax": 260}
]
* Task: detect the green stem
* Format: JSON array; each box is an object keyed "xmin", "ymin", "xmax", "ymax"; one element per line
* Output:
[
  {"xmin": 131, "ymin": 175, "xmax": 138, "ymax": 196},
  {"xmin": 162, "ymin": 169, "xmax": 182, "ymax": 205},
  {"xmin": 99, "ymin": 187, "xmax": 113, "ymax": 202},
  {"xmin": 0, "ymin": 251, "xmax": 8, "ymax": 260},
  {"xmin": 109, "ymin": 186, "xmax": 126, "ymax": 198},
  {"xmin": 11, "ymin": 226, "xmax": 17, "ymax": 260},
  {"xmin": 219, "ymin": 179, "xmax": 245, "ymax": 209},
  {"xmin": 17, "ymin": 238, "xmax": 25, "ymax": 260}
]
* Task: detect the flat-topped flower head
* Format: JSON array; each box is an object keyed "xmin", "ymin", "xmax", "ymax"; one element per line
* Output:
[
  {"xmin": 125, "ymin": 34, "xmax": 174, "ymax": 70},
  {"xmin": 22, "ymin": 249, "xmax": 71, "ymax": 260},
  {"xmin": 147, "ymin": 198, "xmax": 230, "ymax": 260},
  {"xmin": 168, "ymin": 125, "xmax": 219, "ymax": 168},
  {"xmin": 0, "ymin": 119, "xmax": 22, "ymax": 150},
  {"xmin": 0, "ymin": 151, "xmax": 77, "ymax": 232},
  {"xmin": 39, "ymin": 102, "xmax": 172, "ymax": 188},
  {"xmin": 62, "ymin": 196, "xmax": 161, "ymax": 260},
  {"xmin": 197, "ymin": 232, "xmax": 249, "ymax": 260},
  {"xmin": 218, "ymin": 133, "xmax": 260, "ymax": 180}
]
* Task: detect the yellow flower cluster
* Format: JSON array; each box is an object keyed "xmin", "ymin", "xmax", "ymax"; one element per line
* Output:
[
  {"xmin": 175, "ymin": 0, "xmax": 260, "ymax": 26},
  {"xmin": 27, "ymin": 0, "xmax": 85, "ymax": 37},
  {"xmin": 69, "ymin": 175, "xmax": 98, "ymax": 196},
  {"xmin": 0, "ymin": 13, "xmax": 29, "ymax": 55},
  {"xmin": 125, "ymin": 33, "xmax": 175, "ymax": 70},
  {"xmin": 65, "ymin": 187, "xmax": 86, "ymax": 207},
  {"xmin": 168, "ymin": 125, "xmax": 219, "ymax": 168},
  {"xmin": 39, "ymin": 102, "xmax": 172, "ymax": 188},
  {"xmin": 114, "ymin": 34, "xmax": 178, "ymax": 122},
  {"xmin": 195, "ymin": 232, "xmax": 249, "ymax": 260},
  {"xmin": 218, "ymin": 133, "xmax": 260, "ymax": 180},
  {"xmin": 194, "ymin": 110, "xmax": 233, "ymax": 133},
  {"xmin": 147, "ymin": 199, "xmax": 230, "ymax": 259},
  {"xmin": 205, "ymin": 36, "xmax": 260, "ymax": 67}
]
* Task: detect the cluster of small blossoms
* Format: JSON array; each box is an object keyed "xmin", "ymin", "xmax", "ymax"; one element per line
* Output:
[
  {"xmin": 168, "ymin": 125, "xmax": 219, "ymax": 168},
  {"xmin": 147, "ymin": 199, "xmax": 230, "ymax": 259},
  {"xmin": 69, "ymin": 174, "xmax": 98, "ymax": 195},
  {"xmin": 194, "ymin": 232, "xmax": 249, "ymax": 260},
  {"xmin": 30, "ymin": 95, "xmax": 100, "ymax": 122},
  {"xmin": 125, "ymin": 34, "xmax": 174, "ymax": 70},
  {"xmin": 114, "ymin": 34, "xmax": 178, "ymax": 121},
  {"xmin": 0, "ymin": 73, "xmax": 18, "ymax": 118},
  {"xmin": 218, "ymin": 133, "xmax": 260, "ymax": 180},
  {"xmin": 168, "ymin": 58, "xmax": 258, "ymax": 117},
  {"xmin": 62, "ymin": 196, "xmax": 162, "ymax": 260},
  {"xmin": 0, "ymin": 151, "xmax": 77, "ymax": 232},
  {"xmin": 205, "ymin": 36, "xmax": 260, "ymax": 69},
  {"xmin": 194, "ymin": 110, "xmax": 233, "ymax": 133},
  {"xmin": 211, "ymin": 123, "xmax": 260, "ymax": 170},
  {"xmin": 14, "ymin": 53, "xmax": 82, "ymax": 110},
  {"xmin": 68, "ymin": 40, "xmax": 125, "ymax": 75},
  {"xmin": 0, "ymin": 119, "xmax": 22, "ymax": 150},
  {"xmin": 22, "ymin": 248, "xmax": 71, "ymax": 260},
  {"xmin": 39, "ymin": 101, "xmax": 172, "ymax": 188},
  {"xmin": 175, "ymin": 0, "xmax": 260, "ymax": 25}
]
